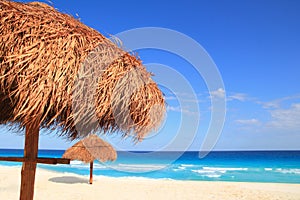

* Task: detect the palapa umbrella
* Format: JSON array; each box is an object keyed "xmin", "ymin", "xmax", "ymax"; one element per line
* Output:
[
  {"xmin": 0, "ymin": 1, "xmax": 165, "ymax": 200},
  {"xmin": 63, "ymin": 134, "xmax": 117, "ymax": 184}
]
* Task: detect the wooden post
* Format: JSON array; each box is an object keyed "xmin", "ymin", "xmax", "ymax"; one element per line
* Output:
[
  {"xmin": 89, "ymin": 161, "xmax": 93, "ymax": 184},
  {"xmin": 20, "ymin": 122, "xmax": 40, "ymax": 200}
]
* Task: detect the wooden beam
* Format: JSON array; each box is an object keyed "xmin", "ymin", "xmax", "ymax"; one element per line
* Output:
[
  {"xmin": 0, "ymin": 157, "xmax": 26, "ymax": 162},
  {"xmin": 0, "ymin": 157, "xmax": 70, "ymax": 164},
  {"xmin": 20, "ymin": 122, "xmax": 39, "ymax": 200},
  {"xmin": 37, "ymin": 158, "xmax": 70, "ymax": 164}
]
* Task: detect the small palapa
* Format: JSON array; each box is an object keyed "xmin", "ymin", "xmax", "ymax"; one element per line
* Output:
[{"xmin": 63, "ymin": 134, "xmax": 117, "ymax": 184}]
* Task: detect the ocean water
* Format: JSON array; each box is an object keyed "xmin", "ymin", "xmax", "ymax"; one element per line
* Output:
[{"xmin": 0, "ymin": 149, "xmax": 299, "ymax": 183}]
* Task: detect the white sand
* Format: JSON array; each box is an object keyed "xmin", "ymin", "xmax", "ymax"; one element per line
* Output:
[{"xmin": 0, "ymin": 166, "xmax": 300, "ymax": 200}]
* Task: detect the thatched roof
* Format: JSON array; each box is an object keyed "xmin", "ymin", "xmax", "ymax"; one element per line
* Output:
[
  {"xmin": 63, "ymin": 134, "xmax": 117, "ymax": 163},
  {"xmin": 0, "ymin": 0, "xmax": 165, "ymax": 140}
]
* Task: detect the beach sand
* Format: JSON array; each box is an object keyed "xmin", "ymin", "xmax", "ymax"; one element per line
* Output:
[{"xmin": 0, "ymin": 166, "xmax": 299, "ymax": 200}]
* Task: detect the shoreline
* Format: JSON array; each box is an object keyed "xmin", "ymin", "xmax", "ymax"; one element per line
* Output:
[
  {"xmin": 3, "ymin": 164, "xmax": 300, "ymax": 185},
  {"xmin": 39, "ymin": 167, "xmax": 300, "ymax": 185},
  {"xmin": 0, "ymin": 166, "xmax": 300, "ymax": 200}
]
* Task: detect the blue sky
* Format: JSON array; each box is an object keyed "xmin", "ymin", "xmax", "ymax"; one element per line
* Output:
[{"xmin": 1, "ymin": 0, "xmax": 299, "ymax": 151}]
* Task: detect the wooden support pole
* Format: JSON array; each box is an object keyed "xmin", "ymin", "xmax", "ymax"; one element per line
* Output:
[
  {"xmin": 89, "ymin": 161, "xmax": 93, "ymax": 184},
  {"xmin": 20, "ymin": 123, "xmax": 39, "ymax": 200},
  {"xmin": 0, "ymin": 157, "xmax": 70, "ymax": 164}
]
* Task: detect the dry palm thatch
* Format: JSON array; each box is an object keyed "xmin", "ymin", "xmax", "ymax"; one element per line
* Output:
[
  {"xmin": 0, "ymin": 0, "xmax": 165, "ymax": 141},
  {"xmin": 63, "ymin": 134, "xmax": 117, "ymax": 163},
  {"xmin": 63, "ymin": 134, "xmax": 117, "ymax": 184}
]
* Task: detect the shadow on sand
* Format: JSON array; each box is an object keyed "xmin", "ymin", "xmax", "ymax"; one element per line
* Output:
[{"xmin": 49, "ymin": 176, "xmax": 88, "ymax": 184}]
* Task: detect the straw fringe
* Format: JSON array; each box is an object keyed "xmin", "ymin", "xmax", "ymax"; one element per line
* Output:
[{"xmin": 0, "ymin": 0, "xmax": 165, "ymax": 140}]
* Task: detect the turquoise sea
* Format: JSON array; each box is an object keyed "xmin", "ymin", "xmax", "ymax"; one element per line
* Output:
[{"xmin": 0, "ymin": 149, "xmax": 299, "ymax": 183}]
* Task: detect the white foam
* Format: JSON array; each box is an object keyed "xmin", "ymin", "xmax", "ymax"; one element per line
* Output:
[
  {"xmin": 191, "ymin": 169, "xmax": 219, "ymax": 174},
  {"xmin": 112, "ymin": 164, "xmax": 166, "ymax": 172},
  {"xmin": 206, "ymin": 174, "xmax": 221, "ymax": 178},
  {"xmin": 191, "ymin": 167, "xmax": 249, "ymax": 178},
  {"xmin": 70, "ymin": 160, "xmax": 83, "ymax": 165},
  {"xmin": 264, "ymin": 168, "xmax": 273, "ymax": 171},
  {"xmin": 202, "ymin": 167, "xmax": 248, "ymax": 171},
  {"xmin": 181, "ymin": 164, "xmax": 195, "ymax": 167},
  {"xmin": 191, "ymin": 169, "xmax": 222, "ymax": 178},
  {"xmin": 178, "ymin": 166, "xmax": 186, "ymax": 170},
  {"xmin": 68, "ymin": 161, "xmax": 107, "ymax": 170},
  {"xmin": 93, "ymin": 175, "xmax": 175, "ymax": 181},
  {"xmin": 92, "ymin": 164, "xmax": 107, "ymax": 169},
  {"xmin": 275, "ymin": 168, "xmax": 300, "ymax": 174},
  {"xmin": 191, "ymin": 169, "xmax": 202, "ymax": 173}
]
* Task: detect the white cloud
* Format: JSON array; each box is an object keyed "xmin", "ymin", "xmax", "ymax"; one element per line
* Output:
[
  {"xmin": 167, "ymin": 106, "xmax": 181, "ymax": 112},
  {"xmin": 165, "ymin": 92, "xmax": 204, "ymax": 103},
  {"xmin": 260, "ymin": 101, "xmax": 281, "ymax": 109},
  {"xmin": 167, "ymin": 106, "xmax": 199, "ymax": 116},
  {"xmin": 257, "ymin": 99, "xmax": 283, "ymax": 109},
  {"xmin": 266, "ymin": 103, "xmax": 300, "ymax": 131},
  {"xmin": 235, "ymin": 118, "xmax": 261, "ymax": 125},
  {"xmin": 210, "ymin": 88, "xmax": 225, "ymax": 99},
  {"xmin": 165, "ymin": 96, "xmax": 177, "ymax": 101},
  {"xmin": 257, "ymin": 94, "xmax": 300, "ymax": 109},
  {"xmin": 228, "ymin": 93, "xmax": 249, "ymax": 102},
  {"xmin": 233, "ymin": 100, "xmax": 300, "ymax": 133}
]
